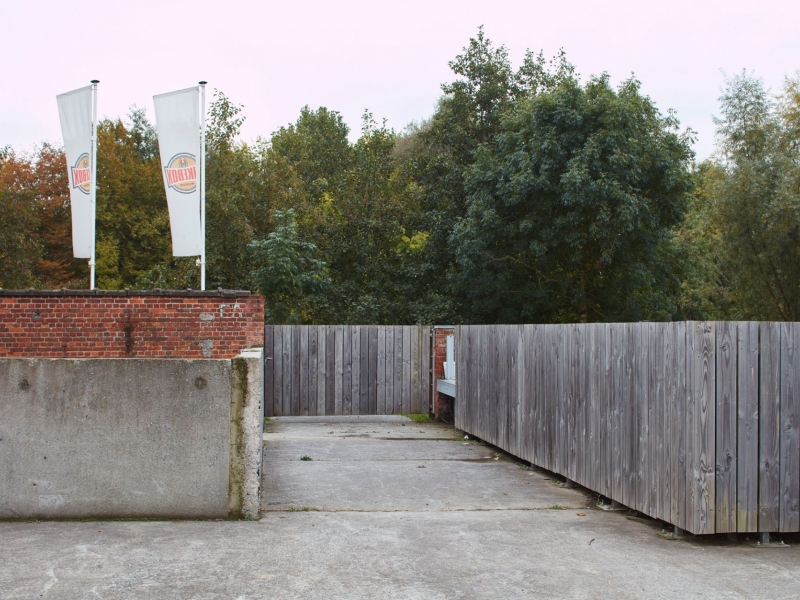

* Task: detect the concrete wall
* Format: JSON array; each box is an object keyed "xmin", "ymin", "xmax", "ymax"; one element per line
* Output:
[{"xmin": 0, "ymin": 353, "xmax": 263, "ymax": 520}]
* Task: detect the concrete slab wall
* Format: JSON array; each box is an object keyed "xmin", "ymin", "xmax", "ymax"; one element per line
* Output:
[
  {"xmin": 0, "ymin": 356, "xmax": 262, "ymax": 520},
  {"xmin": 229, "ymin": 349, "xmax": 263, "ymax": 519}
]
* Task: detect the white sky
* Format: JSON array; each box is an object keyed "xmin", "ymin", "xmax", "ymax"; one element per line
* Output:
[{"xmin": 1, "ymin": 0, "xmax": 798, "ymax": 160}]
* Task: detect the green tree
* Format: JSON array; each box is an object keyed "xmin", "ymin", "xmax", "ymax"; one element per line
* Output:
[
  {"xmin": 0, "ymin": 147, "xmax": 41, "ymax": 288},
  {"xmin": 452, "ymin": 74, "xmax": 695, "ymax": 323},
  {"xmin": 94, "ymin": 111, "xmax": 172, "ymax": 289},
  {"xmin": 695, "ymin": 72, "xmax": 800, "ymax": 320},
  {"xmin": 250, "ymin": 209, "xmax": 329, "ymax": 323}
]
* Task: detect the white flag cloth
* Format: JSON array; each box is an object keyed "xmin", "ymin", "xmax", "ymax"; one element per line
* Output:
[
  {"xmin": 57, "ymin": 85, "xmax": 94, "ymax": 258},
  {"xmin": 153, "ymin": 87, "xmax": 202, "ymax": 256}
]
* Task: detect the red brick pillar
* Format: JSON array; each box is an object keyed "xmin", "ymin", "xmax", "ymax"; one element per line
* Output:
[{"xmin": 432, "ymin": 326, "xmax": 455, "ymax": 421}]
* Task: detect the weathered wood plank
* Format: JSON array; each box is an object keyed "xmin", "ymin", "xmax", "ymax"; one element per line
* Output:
[
  {"xmin": 611, "ymin": 323, "xmax": 624, "ymax": 502},
  {"xmin": 282, "ymin": 326, "xmax": 292, "ymax": 417},
  {"xmin": 601, "ymin": 323, "xmax": 612, "ymax": 498},
  {"xmin": 325, "ymin": 326, "xmax": 335, "ymax": 416},
  {"xmin": 359, "ymin": 326, "xmax": 368, "ymax": 415},
  {"xmin": 272, "ymin": 326, "xmax": 282, "ymax": 417},
  {"xmin": 622, "ymin": 323, "xmax": 636, "ymax": 509},
  {"xmin": 716, "ymin": 321, "xmax": 737, "ymax": 533},
  {"xmin": 351, "ymin": 326, "xmax": 361, "ymax": 416},
  {"xmin": 780, "ymin": 322, "xmax": 800, "ymax": 532},
  {"xmin": 300, "ymin": 326, "xmax": 309, "ymax": 416},
  {"xmin": 402, "ymin": 326, "xmax": 411, "ymax": 415},
  {"xmin": 675, "ymin": 321, "xmax": 687, "ymax": 530},
  {"xmin": 309, "ymin": 327, "xmax": 317, "ymax": 416},
  {"xmin": 759, "ymin": 322, "xmax": 781, "ymax": 532},
  {"xmin": 689, "ymin": 321, "xmax": 715, "ymax": 535},
  {"xmin": 736, "ymin": 321, "xmax": 759, "ymax": 532},
  {"xmin": 421, "ymin": 327, "xmax": 431, "ymax": 415},
  {"xmin": 316, "ymin": 327, "xmax": 326, "ymax": 415},
  {"xmin": 377, "ymin": 327, "xmax": 386, "ymax": 415},
  {"xmin": 635, "ymin": 322, "xmax": 648, "ymax": 515},
  {"xmin": 513, "ymin": 325, "xmax": 524, "ymax": 460},
  {"xmin": 292, "ymin": 326, "xmax": 301, "ymax": 416},
  {"xmin": 648, "ymin": 322, "xmax": 661, "ymax": 519},
  {"xmin": 659, "ymin": 322, "xmax": 672, "ymax": 522},
  {"xmin": 335, "ymin": 325, "xmax": 344, "ymax": 416},
  {"xmin": 264, "ymin": 326, "xmax": 275, "ymax": 418},
  {"xmin": 410, "ymin": 328, "xmax": 420, "ymax": 414},
  {"xmin": 385, "ymin": 327, "xmax": 395, "ymax": 415},
  {"xmin": 342, "ymin": 326, "xmax": 352, "ymax": 415},
  {"xmin": 366, "ymin": 326, "xmax": 376, "ymax": 414},
  {"xmin": 394, "ymin": 327, "xmax": 404, "ymax": 415}
]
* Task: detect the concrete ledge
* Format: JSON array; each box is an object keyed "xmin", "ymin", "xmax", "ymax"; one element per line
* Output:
[
  {"xmin": 437, "ymin": 379, "xmax": 456, "ymax": 397},
  {"xmin": 229, "ymin": 349, "xmax": 263, "ymax": 519}
]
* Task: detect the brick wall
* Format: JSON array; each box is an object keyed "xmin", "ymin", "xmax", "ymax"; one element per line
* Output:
[
  {"xmin": 0, "ymin": 290, "xmax": 264, "ymax": 359},
  {"xmin": 433, "ymin": 327, "xmax": 455, "ymax": 419}
]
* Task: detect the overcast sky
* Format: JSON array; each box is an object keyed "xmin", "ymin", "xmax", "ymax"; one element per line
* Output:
[{"xmin": 1, "ymin": 0, "xmax": 798, "ymax": 160}]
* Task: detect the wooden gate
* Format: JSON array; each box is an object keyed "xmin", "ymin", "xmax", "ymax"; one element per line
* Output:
[{"xmin": 264, "ymin": 325, "xmax": 432, "ymax": 416}]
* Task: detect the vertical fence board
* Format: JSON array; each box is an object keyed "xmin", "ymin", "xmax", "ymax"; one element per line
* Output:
[
  {"xmin": 365, "ymin": 327, "xmax": 375, "ymax": 414},
  {"xmin": 272, "ymin": 327, "xmax": 282, "ymax": 417},
  {"xmin": 649, "ymin": 323, "xmax": 662, "ymax": 519},
  {"xmin": 300, "ymin": 327, "xmax": 309, "ymax": 416},
  {"xmin": 676, "ymin": 321, "xmax": 687, "ymax": 530},
  {"xmin": 368, "ymin": 327, "xmax": 377, "ymax": 414},
  {"xmin": 316, "ymin": 327, "xmax": 326, "ymax": 416},
  {"xmin": 393, "ymin": 327, "xmax": 403, "ymax": 415},
  {"xmin": 377, "ymin": 327, "xmax": 386, "ymax": 415},
  {"xmin": 623, "ymin": 323, "xmax": 636, "ymax": 509},
  {"xmin": 309, "ymin": 327, "xmax": 317, "ymax": 417},
  {"xmin": 281, "ymin": 326, "xmax": 292, "ymax": 416},
  {"xmin": 690, "ymin": 322, "xmax": 715, "ymax": 534},
  {"xmin": 334, "ymin": 326, "xmax": 344, "ymax": 415},
  {"xmin": 759, "ymin": 322, "xmax": 781, "ymax": 532},
  {"xmin": 385, "ymin": 328, "xmax": 395, "ymax": 415},
  {"xmin": 402, "ymin": 327, "xmax": 411, "ymax": 415},
  {"xmin": 325, "ymin": 326, "xmax": 335, "ymax": 415},
  {"xmin": 264, "ymin": 327, "xmax": 275, "ymax": 418},
  {"xmin": 353, "ymin": 326, "xmax": 362, "ymax": 416},
  {"xmin": 716, "ymin": 321, "xmax": 737, "ymax": 533},
  {"xmin": 291, "ymin": 326, "xmax": 300, "ymax": 416},
  {"xmin": 780, "ymin": 323, "xmax": 800, "ymax": 532},
  {"xmin": 737, "ymin": 321, "xmax": 759, "ymax": 532},
  {"xmin": 601, "ymin": 323, "xmax": 612, "ymax": 498},
  {"xmin": 611, "ymin": 324, "xmax": 624, "ymax": 502},
  {"xmin": 637, "ymin": 323, "xmax": 649, "ymax": 515},
  {"xmin": 661, "ymin": 323, "xmax": 673, "ymax": 522}
]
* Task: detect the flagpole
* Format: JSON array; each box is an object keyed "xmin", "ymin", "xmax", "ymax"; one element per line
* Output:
[
  {"xmin": 199, "ymin": 81, "xmax": 207, "ymax": 290},
  {"xmin": 89, "ymin": 79, "xmax": 99, "ymax": 290}
]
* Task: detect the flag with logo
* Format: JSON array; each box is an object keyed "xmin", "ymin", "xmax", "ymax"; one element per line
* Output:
[
  {"xmin": 153, "ymin": 87, "xmax": 202, "ymax": 256},
  {"xmin": 57, "ymin": 85, "xmax": 94, "ymax": 258}
]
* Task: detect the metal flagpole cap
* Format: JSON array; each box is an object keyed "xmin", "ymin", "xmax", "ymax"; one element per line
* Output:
[
  {"xmin": 199, "ymin": 80, "xmax": 207, "ymax": 85},
  {"xmin": 91, "ymin": 79, "xmax": 100, "ymax": 84}
]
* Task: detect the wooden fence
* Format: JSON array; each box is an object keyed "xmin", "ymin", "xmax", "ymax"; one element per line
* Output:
[
  {"xmin": 455, "ymin": 322, "xmax": 800, "ymax": 535},
  {"xmin": 264, "ymin": 326, "xmax": 432, "ymax": 417}
]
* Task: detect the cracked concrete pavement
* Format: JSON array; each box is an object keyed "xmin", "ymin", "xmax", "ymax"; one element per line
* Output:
[{"xmin": 1, "ymin": 415, "xmax": 799, "ymax": 599}]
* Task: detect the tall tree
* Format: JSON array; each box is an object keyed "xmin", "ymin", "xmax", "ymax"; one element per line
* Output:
[
  {"xmin": 452, "ymin": 74, "xmax": 695, "ymax": 323},
  {"xmin": 694, "ymin": 72, "xmax": 800, "ymax": 320}
]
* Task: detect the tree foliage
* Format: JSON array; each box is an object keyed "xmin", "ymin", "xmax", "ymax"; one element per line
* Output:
[
  {"xmin": 452, "ymin": 74, "xmax": 695, "ymax": 323},
  {"xmin": 4, "ymin": 30, "xmax": 798, "ymax": 325}
]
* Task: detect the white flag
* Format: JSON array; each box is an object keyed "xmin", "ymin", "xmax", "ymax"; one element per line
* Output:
[
  {"xmin": 57, "ymin": 85, "xmax": 94, "ymax": 258},
  {"xmin": 153, "ymin": 87, "xmax": 202, "ymax": 256}
]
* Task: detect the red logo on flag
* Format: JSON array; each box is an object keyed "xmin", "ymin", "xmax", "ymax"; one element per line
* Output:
[
  {"xmin": 71, "ymin": 153, "xmax": 91, "ymax": 194},
  {"xmin": 164, "ymin": 153, "xmax": 197, "ymax": 194}
]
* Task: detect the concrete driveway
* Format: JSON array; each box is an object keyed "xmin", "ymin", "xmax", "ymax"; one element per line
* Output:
[{"xmin": 1, "ymin": 416, "xmax": 799, "ymax": 599}]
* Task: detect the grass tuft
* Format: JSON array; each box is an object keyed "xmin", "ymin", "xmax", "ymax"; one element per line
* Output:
[
  {"xmin": 300, "ymin": 455, "xmax": 312, "ymax": 461},
  {"xmin": 404, "ymin": 413, "xmax": 431, "ymax": 423}
]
